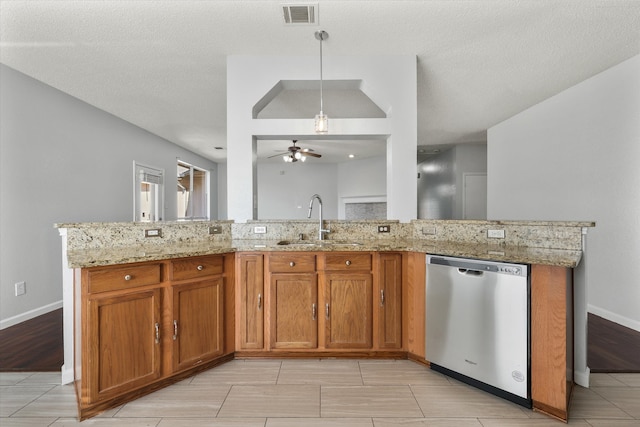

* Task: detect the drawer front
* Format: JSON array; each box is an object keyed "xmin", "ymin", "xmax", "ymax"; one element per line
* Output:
[
  {"xmin": 88, "ymin": 264, "xmax": 162, "ymax": 293},
  {"xmin": 323, "ymin": 253, "xmax": 372, "ymax": 271},
  {"xmin": 171, "ymin": 255, "xmax": 224, "ymax": 281},
  {"xmin": 269, "ymin": 253, "xmax": 316, "ymax": 273}
]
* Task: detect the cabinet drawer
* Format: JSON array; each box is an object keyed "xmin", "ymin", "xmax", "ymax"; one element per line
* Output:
[
  {"xmin": 88, "ymin": 264, "xmax": 162, "ymax": 293},
  {"xmin": 171, "ymin": 255, "xmax": 224, "ymax": 281},
  {"xmin": 323, "ymin": 253, "xmax": 372, "ymax": 271},
  {"xmin": 269, "ymin": 253, "xmax": 316, "ymax": 273}
]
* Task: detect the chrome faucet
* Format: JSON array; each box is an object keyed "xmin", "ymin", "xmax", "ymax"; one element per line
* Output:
[{"xmin": 307, "ymin": 194, "xmax": 330, "ymax": 240}]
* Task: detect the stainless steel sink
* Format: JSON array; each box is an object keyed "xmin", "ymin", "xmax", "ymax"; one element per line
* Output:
[
  {"xmin": 276, "ymin": 240, "xmax": 363, "ymax": 247},
  {"xmin": 319, "ymin": 241, "xmax": 363, "ymax": 246},
  {"xmin": 276, "ymin": 240, "xmax": 320, "ymax": 247}
]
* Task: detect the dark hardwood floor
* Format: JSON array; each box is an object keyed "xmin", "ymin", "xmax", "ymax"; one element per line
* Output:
[
  {"xmin": 0, "ymin": 308, "xmax": 63, "ymax": 371},
  {"xmin": 587, "ymin": 313, "xmax": 640, "ymax": 372},
  {"xmin": 1, "ymin": 309, "xmax": 639, "ymax": 372}
]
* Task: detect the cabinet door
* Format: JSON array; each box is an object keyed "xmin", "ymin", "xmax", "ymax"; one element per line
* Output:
[
  {"xmin": 324, "ymin": 273, "xmax": 373, "ymax": 349},
  {"xmin": 270, "ymin": 273, "xmax": 318, "ymax": 349},
  {"xmin": 171, "ymin": 278, "xmax": 223, "ymax": 371},
  {"xmin": 237, "ymin": 254, "xmax": 264, "ymax": 350},
  {"xmin": 378, "ymin": 253, "xmax": 402, "ymax": 349},
  {"xmin": 87, "ymin": 288, "xmax": 162, "ymax": 402}
]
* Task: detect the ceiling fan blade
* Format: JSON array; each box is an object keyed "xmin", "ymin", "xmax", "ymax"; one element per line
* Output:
[
  {"xmin": 302, "ymin": 152, "xmax": 322, "ymax": 158},
  {"xmin": 267, "ymin": 152, "xmax": 289, "ymax": 159}
]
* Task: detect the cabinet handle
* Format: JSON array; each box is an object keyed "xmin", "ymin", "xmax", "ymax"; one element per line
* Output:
[
  {"xmin": 380, "ymin": 289, "xmax": 385, "ymax": 306},
  {"xmin": 345, "ymin": 260, "xmax": 351, "ymax": 266},
  {"xmin": 197, "ymin": 265, "xmax": 204, "ymax": 271},
  {"xmin": 124, "ymin": 274, "xmax": 132, "ymax": 281},
  {"xmin": 173, "ymin": 320, "xmax": 178, "ymax": 340},
  {"xmin": 257, "ymin": 293, "xmax": 262, "ymax": 310},
  {"xmin": 312, "ymin": 303, "xmax": 317, "ymax": 320},
  {"xmin": 325, "ymin": 303, "xmax": 330, "ymax": 319},
  {"xmin": 289, "ymin": 261, "xmax": 295, "ymax": 267},
  {"xmin": 155, "ymin": 322, "xmax": 160, "ymax": 344}
]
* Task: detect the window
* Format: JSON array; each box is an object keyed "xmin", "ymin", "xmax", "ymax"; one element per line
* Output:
[
  {"xmin": 177, "ymin": 160, "xmax": 210, "ymax": 220},
  {"xmin": 134, "ymin": 162, "xmax": 164, "ymax": 222}
]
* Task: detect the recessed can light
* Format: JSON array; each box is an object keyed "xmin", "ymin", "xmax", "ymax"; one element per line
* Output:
[{"xmin": 348, "ymin": 154, "xmax": 355, "ymax": 158}]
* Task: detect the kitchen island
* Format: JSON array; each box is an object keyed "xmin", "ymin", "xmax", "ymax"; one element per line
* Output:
[{"xmin": 57, "ymin": 219, "xmax": 593, "ymax": 421}]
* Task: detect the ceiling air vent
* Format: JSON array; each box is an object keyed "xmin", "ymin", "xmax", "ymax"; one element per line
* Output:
[{"xmin": 282, "ymin": 4, "xmax": 317, "ymax": 24}]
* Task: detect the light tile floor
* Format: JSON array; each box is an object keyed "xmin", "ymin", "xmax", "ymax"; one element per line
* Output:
[{"xmin": 1, "ymin": 359, "xmax": 639, "ymax": 426}]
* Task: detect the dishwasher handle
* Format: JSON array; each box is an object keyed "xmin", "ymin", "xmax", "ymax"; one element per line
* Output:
[{"xmin": 458, "ymin": 268, "xmax": 484, "ymax": 277}]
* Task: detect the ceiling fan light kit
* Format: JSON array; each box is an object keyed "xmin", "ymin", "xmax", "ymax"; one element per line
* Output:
[{"xmin": 273, "ymin": 140, "xmax": 322, "ymax": 163}]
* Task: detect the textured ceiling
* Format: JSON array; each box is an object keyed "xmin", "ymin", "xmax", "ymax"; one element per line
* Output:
[{"xmin": 1, "ymin": 0, "xmax": 639, "ymax": 163}]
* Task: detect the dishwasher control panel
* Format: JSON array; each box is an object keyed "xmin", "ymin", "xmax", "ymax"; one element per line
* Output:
[{"xmin": 428, "ymin": 255, "xmax": 528, "ymax": 277}]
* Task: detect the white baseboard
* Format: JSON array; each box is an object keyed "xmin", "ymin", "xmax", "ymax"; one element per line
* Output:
[
  {"xmin": 574, "ymin": 367, "xmax": 590, "ymax": 388},
  {"xmin": 61, "ymin": 366, "xmax": 74, "ymax": 385},
  {"xmin": 0, "ymin": 300, "xmax": 63, "ymax": 330},
  {"xmin": 588, "ymin": 304, "xmax": 640, "ymax": 332}
]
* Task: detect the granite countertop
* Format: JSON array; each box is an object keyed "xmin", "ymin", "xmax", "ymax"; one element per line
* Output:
[{"xmin": 66, "ymin": 238, "xmax": 582, "ymax": 269}]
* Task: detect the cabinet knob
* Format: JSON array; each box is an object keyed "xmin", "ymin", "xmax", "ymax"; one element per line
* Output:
[
  {"xmin": 345, "ymin": 260, "xmax": 351, "ymax": 266},
  {"xmin": 124, "ymin": 274, "xmax": 132, "ymax": 281},
  {"xmin": 197, "ymin": 265, "xmax": 204, "ymax": 271},
  {"xmin": 289, "ymin": 261, "xmax": 295, "ymax": 267}
]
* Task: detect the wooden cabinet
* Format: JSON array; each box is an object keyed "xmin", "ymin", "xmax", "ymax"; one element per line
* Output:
[
  {"xmin": 531, "ymin": 264, "xmax": 573, "ymax": 422},
  {"xmin": 236, "ymin": 253, "xmax": 265, "ymax": 350},
  {"xmin": 377, "ymin": 253, "xmax": 402, "ymax": 349},
  {"xmin": 323, "ymin": 272, "xmax": 372, "ymax": 349},
  {"xmin": 320, "ymin": 252, "xmax": 373, "ymax": 349},
  {"xmin": 77, "ymin": 255, "xmax": 230, "ymax": 419},
  {"xmin": 268, "ymin": 253, "xmax": 318, "ymax": 349},
  {"xmin": 84, "ymin": 287, "xmax": 162, "ymax": 403},
  {"xmin": 235, "ymin": 251, "xmax": 397, "ymax": 354},
  {"xmin": 169, "ymin": 256, "xmax": 225, "ymax": 372},
  {"xmin": 170, "ymin": 277, "xmax": 224, "ymax": 372}
]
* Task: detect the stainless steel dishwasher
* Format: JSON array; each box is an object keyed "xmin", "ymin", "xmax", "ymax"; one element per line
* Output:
[{"xmin": 426, "ymin": 255, "xmax": 531, "ymax": 407}]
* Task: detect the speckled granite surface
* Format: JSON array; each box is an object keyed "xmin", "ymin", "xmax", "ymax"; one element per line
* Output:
[{"xmin": 57, "ymin": 219, "xmax": 593, "ymax": 268}]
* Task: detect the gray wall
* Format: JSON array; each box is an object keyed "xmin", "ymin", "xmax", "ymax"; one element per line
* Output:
[
  {"xmin": 488, "ymin": 55, "xmax": 640, "ymax": 332},
  {"xmin": 0, "ymin": 65, "xmax": 219, "ymax": 327}
]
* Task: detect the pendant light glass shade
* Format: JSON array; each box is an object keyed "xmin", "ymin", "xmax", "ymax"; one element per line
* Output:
[
  {"xmin": 315, "ymin": 112, "xmax": 328, "ymax": 133},
  {"xmin": 315, "ymin": 30, "xmax": 328, "ymax": 134}
]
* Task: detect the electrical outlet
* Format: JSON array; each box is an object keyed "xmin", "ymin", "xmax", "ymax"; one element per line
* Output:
[
  {"xmin": 253, "ymin": 226, "xmax": 267, "ymax": 234},
  {"xmin": 15, "ymin": 281, "xmax": 26, "ymax": 296},
  {"xmin": 487, "ymin": 229, "xmax": 506, "ymax": 239},
  {"xmin": 209, "ymin": 226, "xmax": 222, "ymax": 235},
  {"xmin": 422, "ymin": 227, "xmax": 436, "ymax": 235},
  {"xmin": 144, "ymin": 228, "xmax": 162, "ymax": 238},
  {"xmin": 377, "ymin": 225, "xmax": 390, "ymax": 233}
]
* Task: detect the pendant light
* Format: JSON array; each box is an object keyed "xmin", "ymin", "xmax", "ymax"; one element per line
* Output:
[{"xmin": 314, "ymin": 30, "xmax": 328, "ymax": 134}]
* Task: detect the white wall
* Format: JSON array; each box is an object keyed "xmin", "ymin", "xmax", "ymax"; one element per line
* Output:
[
  {"xmin": 488, "ymin": 55, "xmax": 640, "ymax": 332},
  {"xmin": 257, "ymin": 162, "xmax": 338, "ymax": 219},
  {"xmin": 0, "ymin": 65, "xmax": 219, "ymax": 327}
]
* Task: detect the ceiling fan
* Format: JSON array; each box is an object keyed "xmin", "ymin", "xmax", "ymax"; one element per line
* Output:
[{"xmin": 269, "ymin": 140, "xmax": 322, "ymax": 162}]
